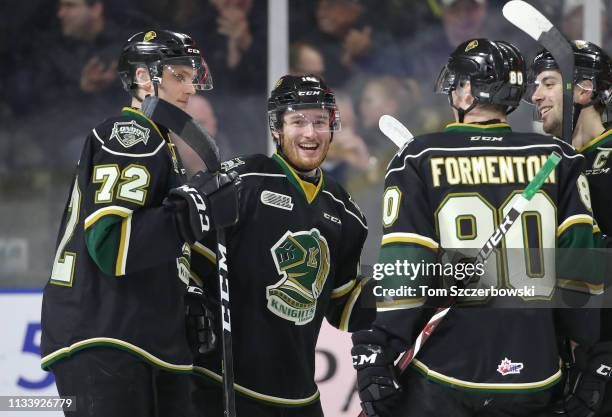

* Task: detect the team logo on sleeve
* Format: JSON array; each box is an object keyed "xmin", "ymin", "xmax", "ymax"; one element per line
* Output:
[
  {"xmin": 266, "ymin": 229, "xmax": 330, "ymax": 325},
  {"xmin": 221, "ymin": 157, "xmax": 245, "ymax": 172},
  {"xmin": 496, "ymin": 358, "xmax": 524, "ymax": 376},
  {"xmin": 110, "ymin": 121, "xmax": 150, "ymax": 148}
]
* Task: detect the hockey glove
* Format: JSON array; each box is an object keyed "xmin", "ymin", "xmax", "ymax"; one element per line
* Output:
[
  {"xmin": 564, "ymin": 341, "xmax": 612, "ymax": 417},
  {"xmin": 351, "ymin": 329, "xmax": 401, "ymax": 417},
  {"xmin": 185, "ymin": 284, "xmax": 218, "ymax": 356},
  {"xmin": 165, "ymin": 170, "xmax": 241, "ymax": 244}
]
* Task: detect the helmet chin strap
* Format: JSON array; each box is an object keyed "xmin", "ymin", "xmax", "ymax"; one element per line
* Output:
[{"xmin": 447, "ymin": 92, "xmax": 478, "ymax": 123}]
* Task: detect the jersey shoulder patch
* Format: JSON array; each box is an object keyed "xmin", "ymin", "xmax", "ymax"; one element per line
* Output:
[
  {"xmin": 92, "ymin": 114, "xmax": 166, "ymax": 157},
  {"xmin": 223, "ymin": 154, "xmax": 282, "ymax": 177}
]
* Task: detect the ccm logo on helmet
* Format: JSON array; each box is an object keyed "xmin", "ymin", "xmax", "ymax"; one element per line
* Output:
[
  {"xmin": 352, "ymin": 353, "xmax": 378, "ymax": 366},
  {"xmin": 187, "ymin": 48, "xmax": 200, "ymax": 54},
  {"xmin": 298, "ymin": 91, "xmax": 320, "ymax": 96}
]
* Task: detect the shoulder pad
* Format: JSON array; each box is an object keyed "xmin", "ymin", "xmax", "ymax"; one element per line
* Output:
[{"xmin": 92, "ymin": 114, "xmax": 166, "ymax": 157}]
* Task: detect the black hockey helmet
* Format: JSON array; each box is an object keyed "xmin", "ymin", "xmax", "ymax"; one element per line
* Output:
[
  {"xmin": 118, "ymin": 30, "xmax": 212, "ymax": 97},
  {"xmin": 527, "ymin": 40, "xmax": 612, "ymax": 107},
  {"xmin": 435, "ymin": 38, "xmax": 526, "ymax": 120},
  {"xmin": 267, "ymin": 74, "xmax": 341, "ymax": 134}
]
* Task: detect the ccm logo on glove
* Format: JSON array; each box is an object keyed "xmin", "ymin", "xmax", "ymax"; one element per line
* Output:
[
  {"xmin": 353, "ymin": 349, "xmax": 380, "ymax": 366},
  {"xmin": 178, "ymin": 185, "xmax": 210, "ymax": 232},
  {"xmin": 596, "ymin": 364, "xmax": 612, "ymax": 377}
]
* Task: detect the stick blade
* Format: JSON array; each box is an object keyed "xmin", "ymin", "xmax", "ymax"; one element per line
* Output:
[
  {"xmin": 378, "ymin": 115, "xmax": 414, "ymax": 149},
  {"xmin": 502, "ymin": 0, "xmax": 553, "ymax": 41},
  {"xmin": 141, "ymin": 96, "xmax": 221, "ymax": 172}
]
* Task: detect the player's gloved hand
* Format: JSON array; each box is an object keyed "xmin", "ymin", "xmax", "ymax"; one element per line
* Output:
[
  {"xmin": 185, "ymin": 284, "xmax": 218, "ymax": 356},
  {"xmin": 165, "ymin": 170, "xmax": 241, "ymax": 244},
  {"xmin": 564, "ymin": 341, "xmax": 612, "ymax": 417},
  {"xmin": 439, "ymin": 248, "xmax": 480, "ymax": 284},
  {"xmin": 351, "ymin": 329, "xmax": 401, "ymax": 417}
]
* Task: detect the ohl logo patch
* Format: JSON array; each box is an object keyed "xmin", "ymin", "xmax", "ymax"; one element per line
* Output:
[{"xmin": 266, "ymin": 229, "xmax": 330, "ymax": 325}]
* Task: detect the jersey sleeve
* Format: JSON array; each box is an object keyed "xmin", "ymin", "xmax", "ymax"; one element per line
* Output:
[
  {"xmin": 555, "ymin": 150, "xmax": 602, "ymax": 346},
  {"xmin": 373, "ymin": 143, "xmax": 439, "ymax": 344},
  {"xmin": 325, "ymin": 191, "xmax": 373, "ymax": 332},
  {"xmin": 81, "ymin": 116, "xmax": 183, "ymax": 277}
]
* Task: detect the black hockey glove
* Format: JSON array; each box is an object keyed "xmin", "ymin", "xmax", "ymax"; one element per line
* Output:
[
  {"xmin": 165, "ymin": 170, "xmax": 241, "ymax": 244},
  {"xmin": 185, "ymin": 284, "xmax": 218, "ymax": 356},
  {"xmin": 351, "ymin": 329, "xmax": 401, "ymax": 417},
  {"xmin": 564, "ymin": 342, "xmax": 612, "ymax": 417}
]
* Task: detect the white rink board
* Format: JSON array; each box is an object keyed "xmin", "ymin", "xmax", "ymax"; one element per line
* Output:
[{"xmin": 0, "ymin": 290, "xmax": 360, "ymax": 416}]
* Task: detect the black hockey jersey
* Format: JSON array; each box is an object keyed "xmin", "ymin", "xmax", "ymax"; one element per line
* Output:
[
  {"xmin": 578, "ymin": 127, "xmax": 612, "ymax": 236},
  {"xmin": 191, "ymin": 153, "xmax": 373, "ymax": 406},
  {"xmin": 578, "ymin": 126, "xmax": 612, "ymax": 342},
  {"xmin": 374, "ymin": 123, "xmax": 601, "ymax": 393},
  {"xmin": 41, "ymin": 108, "xmax": 193, "ymax": 372}
]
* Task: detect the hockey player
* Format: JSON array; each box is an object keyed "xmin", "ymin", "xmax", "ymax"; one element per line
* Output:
[
  {"xmin": 351, "ymin": 39, "xmax": 601, "ymax": 417},
  {"xmin": 189, "ymin": 74, "xmax": 374, "ymax": 417},
  {"xmin": 529, "ymin": 40, "xmax": 612, "ymax": 417},
  {"xmin": 40, "ymin": 30, "xmax": 239, "ymax": 417}
]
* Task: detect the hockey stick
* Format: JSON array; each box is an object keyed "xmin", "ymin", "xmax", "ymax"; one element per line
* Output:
[
  {"xmin": 503, "ymin": 0, "xmax": 575, "ymax": 144},
  {"xmin": 378, "ymin": 115, "xmax": 414, "ymax": 149},
  {"xmin": 142, "ymin": 96, "xmax": 237, "ymax": 417},
  {"xmin": 357, "ymin": 150, "xmax": 561, "ymax": 417}
]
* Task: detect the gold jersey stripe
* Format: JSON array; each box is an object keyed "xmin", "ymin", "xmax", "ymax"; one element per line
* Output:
[
  {"xmin": 84, "ymin": 206, "xmax": 133, "ymax": 230},
  {"xmin": 412, "ymin": 359, "xmax": 562, "ymax": 391},
  {"xmin": 338, "ymin": 281, "xmax": 362, "ymax": 331},
  {"xmin": 557, "ymin": 279, "xmax": 604, "ymax": 295},
  {"xmin": 41, "ymin": 338, "xmax": 192, "ymax": 372},
  {"xmin": 557, "ymin": 214, "xmax": 593, "ymax": 236},
  {"xmin": 193, "ymin": 366, "xmax": 320, "ymax": 406},
  {"xmin": 330, "ymin": 279, "xmax": 357, "ymax": 299},
  {"xmin": 381, "ymin": 233, "xmax": 439, "ymax": 249},
  {"xmin": 192, "ymin": 242, "xmax": 217, "ymax": 264}
]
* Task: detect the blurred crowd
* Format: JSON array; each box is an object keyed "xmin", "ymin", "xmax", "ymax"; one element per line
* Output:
[{"xmin": 1, "ymin": 0, "xmax": 611, "ymax": 285}]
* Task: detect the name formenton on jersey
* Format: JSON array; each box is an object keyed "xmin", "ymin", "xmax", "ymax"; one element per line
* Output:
[{"xmin": 430, "ymin": 154, "xmax": 556, "ymax": 187}]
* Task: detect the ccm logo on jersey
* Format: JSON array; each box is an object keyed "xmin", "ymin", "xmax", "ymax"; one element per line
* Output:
[
  {"xmin": 324, "ymin": 212, "xmax": 341, "ymax": 225},
  {"xmin": 470, "ymin": 136, "xmax": 503, "ymax": 142},
  {"xmin": 597, "ymin": 364, "xmax": 612, "ymax": 377},
  {"xmin": 352, "ymin": 353, "xmax": 378, "ymax": 366},
  {"xmin": 180, "ymin": 185, "xmax": 211, "ymax": 232}
]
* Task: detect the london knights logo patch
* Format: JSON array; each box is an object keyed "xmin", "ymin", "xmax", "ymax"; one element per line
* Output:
[
  {"xmin": 110, "ymin": 120, "xmax": 150, "ymax": 148},
  {"xmin": 497, "ymin": 358, "xmax": 524, "ymax": 376},
  {"xmin": 266, "ymin": 229, "xmax": 330, "ymax": 325}
]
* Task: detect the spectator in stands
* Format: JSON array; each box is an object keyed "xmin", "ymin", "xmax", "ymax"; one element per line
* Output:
[
  {"xmin": 398, "ymin": 0, "xmax": 488, "ymax": 83},
  {"xmin": 290, "ymin": 42, "xmax": 325, "ymax": 79},
  {"xmin": 183, "ymin": 0, "xmax": 266, "ymax": 95},
  {"xmin": 561, "ymin": 0, "xmax": 607, "ymax": 41},
  {"xmin": 324, "ymin": 92, "xmax": 371, "ymax": 183},
  {"xmin": 47, "ymin": 0, "xmax": 124, "ymax": 99},
  {"xmin": 303, "ymin": 0, "xmax": 394, "ymax": 88}
]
